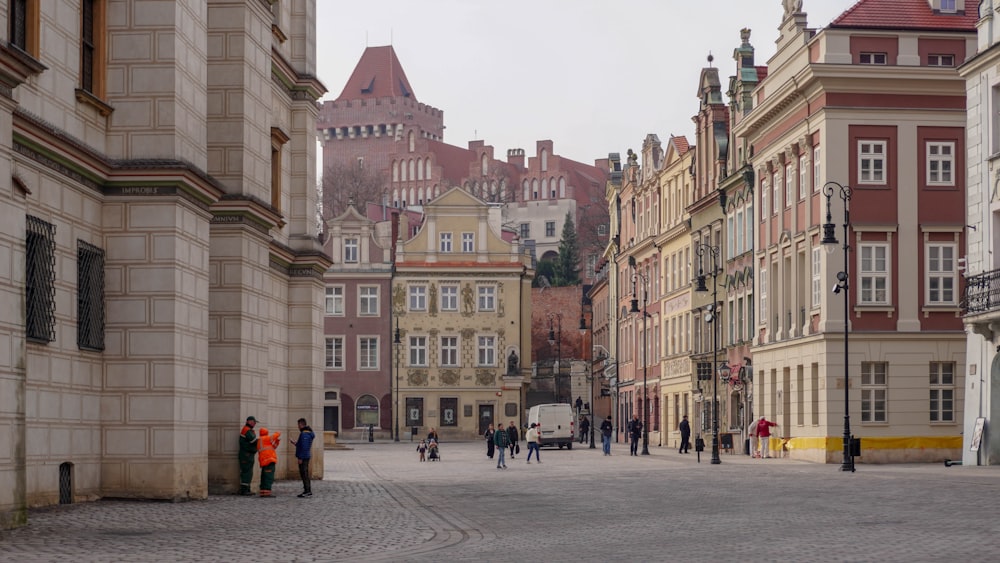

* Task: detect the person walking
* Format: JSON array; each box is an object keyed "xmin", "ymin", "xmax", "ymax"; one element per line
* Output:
[
  {"xmin": 525, "ymin": 423, "xmax": 542, "ymax": 463},
  {"xmin": 600, "ymin": 416, "xmax": 613, "ymax": 456},
  {"xmin": 678, "ymin": 415, "xmax": 691, "ymax": 454},
  {"xmin": 493, "ymin": 421, "xmax": 509, "ymax": 469},
  {"xmin": 579, "ymin": 416, "xmax": 591, "ymax": 444},
  {"xmin": 290, "ymin": 418, "xmax": 315, "ymax": 498},
  {"xmin": 238, "ymin": 416, "xmax": 258, "ymax": 495},
  {"xmin": 748, "ymin": 418, "xmax": 760, "ymax": 458},
  {"xmin": 628, "ymin": 414, "xmax": 643, "ymax": 456},
  {"xmin": 256, "ymin": 427, "xmax": 281, "ymax": 497},
  {"xmin": 427, "ymin": 428, "xmax": 440, "ymax": 443},
  {"xmin": 506, "ymin": 421, "xmax": 519, "ymax": 459},
  {"xmin": 757, "ymin": 416, "xmax": 778, "ymax": 458},
  {"xmin": 484, "ymin": 423, "xmax": 495, "ymax": 459},
  {"xmin": 416, "ymin": 439, "xmax": 428, "ymax": 462},
  {"xmin": 575, "ymin": 396, "xmax": 583, "ymax": 415}
]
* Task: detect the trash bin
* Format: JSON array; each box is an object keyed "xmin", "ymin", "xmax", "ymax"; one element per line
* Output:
[
  {"xmin": 695, "ymin": 437, "xmax": 705, "ymax": 452},
  {"xmin": 849, "ymin": 437, "xmax": 861, "ymax": 457},
  {"xmin": 411, "ymin": 426, "xmax": 418, "ymax": 441}
]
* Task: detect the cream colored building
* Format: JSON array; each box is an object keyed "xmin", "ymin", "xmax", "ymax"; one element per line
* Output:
[
  {"xmin": 393, "ymin": 188, "xmax": 533, "ymax": 439},
  {"xmin": 653, "ymin": 137, "xmax": 694, "ymax": 451},
  {"xmin": 0, "ymin": 1, "xmax": 327, "ymax": 528}
]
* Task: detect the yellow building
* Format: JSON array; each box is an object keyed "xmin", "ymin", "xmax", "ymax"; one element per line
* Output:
[{"xmin": 392, "ymin": 188, "xmax": 533, "ymax": 439}]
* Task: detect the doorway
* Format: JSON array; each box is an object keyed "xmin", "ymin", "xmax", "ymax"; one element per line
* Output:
[{"xmin": 478, "ymin": 404, "xmax": 494, "ymax": 436}]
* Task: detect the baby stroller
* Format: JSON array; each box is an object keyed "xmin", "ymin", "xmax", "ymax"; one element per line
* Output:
[{"xmin": 427, "ymin": 440, "xmax": 441, "ymax": 461}]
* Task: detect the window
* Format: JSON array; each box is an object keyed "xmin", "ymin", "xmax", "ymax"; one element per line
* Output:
[
  {"xmin": 80, "ymin": 0, "xmax": 107, "ymax": 98},
  {"xmin": 409, "ymin": 336, "xmax": 427, "ymax": 366},
  {"xmin": 519, "ymin": 223, "xmax": 530, "ymax": 238},
  {"xmin": 477, "ymin": 285, "xmax": 496, "ymax": 311},
  {"xmin": 813, "ymin": 147, "xmax": 822, "ymax": 191},
  {"xmin": 439, "ymin": 232, "xmax": 452, "ymax": 253},
  {"xmin": 727, "ymin": 214, "xmax": 735, "ymax": 259},
  {"xmin": 811, "ymin": 247, "xmax": 822, "ymax": 308},
  {"xmin": 929, "ymin": 362, "xmax": 955, "ymax": 422},
  {"xmin": 940, "ymin": 0, "xmax": 956, "ymax": 13},
  {"xmin": 359, "ymin": 337, "xmax": 379, "ymax": 370},
  {"xmin": 772, "ymin": 172, "xmax": 781, "ymax": 215},
  {"xmin": 759, "ymin": 269, "xmax": 767, "ymax": 325},
  {"xmin": 440, "ymin": 397, "xmax": 458, "ymax": 427},
  {"xmin": 760, "ymin": 179, "xmax": 768, "ymax": 217},
  {"xmin": 545, "ymin": 221, "xmax": 556, "ymax": 237},
  {"xmin": 440, "ymin": 336, "xmax": 459, "ymax": 367},
  {"xmin": 598, "ymin": 224, "xmax": 608, "ymax": 236},
  {"xmin": 325, "ymin": 286, "xmax": 344, "ymax": 315},
  {"xmin": 735, "ymin": 210, "xmax": 744, "ymax": 255},
  {"xmin": 927, "ymin": 54, "xmax": 955, "ymax": 67},
  {"xmin": 861, "ymin": 362, "xmax": 887, "ymax": 423},
  {"xmin": 359, "ymin": 286, "xmax": 379, "ymax": 316},
  {"xmin": 10, "ymin": 0, "xmax": 40, "ymax": 56},
  {"xmin": 927, "ymin": 244, "xmax": 956, "ymax": 305},
  {"xmin": 270, "ymin": 128, "xmax": 289, "ymax": 213},
  {"xmin": 437, "ymin": 284, "xmax": 458, "ymax": 311},
  {"xmin": 858, "ymin": 141, "xmax": 886, "ymax": 184},
  {"xmin": 408, "ymin": 285, "xmax": 427, "ymax": 311},
  {"xmin": 859, "ymin": 52, "xmax": 887, "ymax": 65},
  {"xmin": 325, "ymin": 337, "xmax": 344, "ymax": 369},
  {"xmin": 26, "ymin": 215, "xmax": 56, "ymax": 343},
  {"xmin": 926, "ymin": 142, "xmax": 954, "ymax": 186},
  {"xmin": 462, "ymin": 233, "xmax": 474, "ymax": 252},
  {"xmin": 798, "ymin": 155, "xmax": 808, "ymax": 199},
  {"xmin": 477, "ymin": 335, "xmax": 496, "ymax": 367},
  {"xmin": 859, "ymin": 244, "xmax": 889, "ymax": 305},
  {"xmin": 77, "ymin": 240, "xmax": 105, "ymax": 351},
  {"xmin": 784, "ymin": 163, "xmax": 793, "ymax": 207},
  {"xmin": 344, "ymin": 238, "xmax": 359, "ymax": 263}
]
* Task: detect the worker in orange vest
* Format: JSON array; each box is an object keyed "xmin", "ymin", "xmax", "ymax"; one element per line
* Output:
[{"xmin": 257, "ymin": 427, "xmax": 281, "ymax": 497}]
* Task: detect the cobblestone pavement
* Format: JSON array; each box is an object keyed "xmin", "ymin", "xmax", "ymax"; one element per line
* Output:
[{"xmin": 1, "ymin": 439, "xmax": 998, "ymax": 562}]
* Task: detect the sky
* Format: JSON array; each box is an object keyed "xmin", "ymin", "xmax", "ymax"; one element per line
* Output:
[{"xmin": 315, "ymin": 0, "xmax": 860, "ymax": 165}]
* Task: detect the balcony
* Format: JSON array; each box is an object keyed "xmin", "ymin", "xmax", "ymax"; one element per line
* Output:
[{"xmin": 962, "ymin": 268, "xmax": 1000, "ymax": 316}]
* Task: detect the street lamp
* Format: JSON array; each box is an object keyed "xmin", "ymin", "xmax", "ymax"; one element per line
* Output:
[
  {"xmin": 393, "ymin": 319, "xmax": 401, "ymax": 442},
  {"xmin": 628, "ymin": 256, "xmax": 651, "ymax": 456},
  {"xmin": 694, "ymin": 242, "xmax": 722, "ymax": 465},
  {"xmin": 821, "ymin": 181, "xmax": 856, "ymax": 473},
  {"xmin": 579, "ymin": 314, "xmax": 597, "ymax": 449},
  {"xmin": 547, "ymin": 312, "xmax": 563, "ymax": 403}
]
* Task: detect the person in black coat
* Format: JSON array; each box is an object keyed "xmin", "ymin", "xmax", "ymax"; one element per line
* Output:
[
  {"xmin": 679, "ymin": 415, "xmax": 691, "ymax": 454},
  {"xmin": 628, "ymin": 415, "xmax": 643, "ymax": 456},
  {"xmin": 506, "ymin": 421, "xmax": 519, "ymax": 458},
  {"xmin": 484, "ymin": 423, "xmax": 495, "ymax": 459}
]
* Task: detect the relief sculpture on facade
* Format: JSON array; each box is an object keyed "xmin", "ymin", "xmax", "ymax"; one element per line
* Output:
[
  {"xmin": 392, "ymin": 283, "xmax": 406, "ymax": 314},
  {"xmin": 440, "ymin": 369, "xmax": 460, "ymax": 386},
  {"xmin": 462, "ymin": 283, "xmax": 474, "ymax": 316},
  {"xmin": 429, "ymin": 283, "xmax": 438, "ymax": 316},
  {"xmin": 408, "ymin": 369, "xmax": 429, "ymax": 386},
  {"xmin": 475, "ymin": 369, "xmax": 496, "ymax": 386}
]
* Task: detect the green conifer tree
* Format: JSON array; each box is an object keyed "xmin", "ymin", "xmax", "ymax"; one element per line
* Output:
[{"xmin": 555, "ymin": 211, "xmax": 580, "ymax": 286}]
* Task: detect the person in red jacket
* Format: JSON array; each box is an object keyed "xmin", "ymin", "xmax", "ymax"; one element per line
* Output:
[
  {"xmin": 756, "ymin": 416, "xmax": 778, "ymax": 458},
  {"xmin": 257, "ymin": 427, "xmax": 281, "ymax": 496}
]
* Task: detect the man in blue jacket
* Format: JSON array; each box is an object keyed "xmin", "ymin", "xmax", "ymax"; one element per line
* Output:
[{"xmin": 291, "ymin": 418, "xmax": 316, "ymax": 498}]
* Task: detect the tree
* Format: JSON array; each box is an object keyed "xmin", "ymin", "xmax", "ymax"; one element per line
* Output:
[
  {"xmin": 533, "ymin": 258, "xmax": 556, "ymax": 288},
  {"xmin": 320, "ymin": 161, "xmax": 387, "ymax": 222},
  {"xmin": 554, "ymin": 211, "xmax": 581, "ymax": 286}
]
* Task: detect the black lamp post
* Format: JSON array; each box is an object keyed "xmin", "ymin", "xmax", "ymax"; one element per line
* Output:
[
  {"xmin": 579, "ymin": 314, "xmax": 597, "ymax": 449},
  {"xmin": 694, "ymin": 243, "xmax": 722, "ymax": 465},
  {"xmin": 393, "ymin": 319, "xmax": 401, "ymax": 442},
  {"xmin": 547, "ymin": 312, "xmax": 563, "ymax": 403},
  {"xmin": 821, "ymin": 181, "xmax": 856, "ymax": 473},
  {"xmin": 628, "ymin": 256, "xmax": 651, "ymax": 456}
]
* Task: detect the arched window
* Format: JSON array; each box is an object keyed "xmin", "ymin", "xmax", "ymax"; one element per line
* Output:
[
  {"xmin": 541, "ymin": 178, "xmax": 548, "ymax": 198},
  {"xmin": 409, "ymin": 187, "xmax": 416, "ymax": 205},
  {"xmin": 541, "ymin": 148, "xmax": 548, "ymax": 172},
  {"xmin": 400, "ymin": 162, "xmax": 407, "ymax": 182},
  {"xmin": 408, "ymin": 131, "xmax": 415, "ymax": 152},
  {"xmin": 356, "ymin": 395, "xmax": 380, "ymax": 427},
  {"xmin": 532, "ymin": 178, "xmax": 539, "ymax": 199},
  {"xmin": 393, "ymin": 189, "xmax": 399, "ymax": 207},
  {"xmin": 523, "ymin": 180, "xmax": 529, "ymax": 201},
  {"xmin": 409, "ymin": 159, "xmax": 415, "ymax": 180},
  {"xmin": 392, "ymin": 161, "xmax": 399, "ymax": 182},
  {"xmin": 550, "ymin": 177, "xmax": 557, "ymax": 198},
  {"xmin": 433, "ymin": 184, "xmax": 440, "ymax": 198},
  {"xmin": 425, "ymin": 158, "xmax": 432, "ymax": 179},
  {"xmin": 559, "ymin": 177, "xmax": 566, "ymax": 198},
  {"xmin": 418, "ymin": 187, "xmax": 425, "ymax": 204},
  {"xmin": 417, "ymin": 159, "xmax": 423, "ymax": 180},
  {"xmin": 481, "ymin": 154, "xmax": 489, "ymax": 176}
]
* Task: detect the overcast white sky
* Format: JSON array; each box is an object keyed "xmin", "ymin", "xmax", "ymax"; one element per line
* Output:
[{"xmin": 316, "ymin": 0, "xmax": 859, "ymax": 165}]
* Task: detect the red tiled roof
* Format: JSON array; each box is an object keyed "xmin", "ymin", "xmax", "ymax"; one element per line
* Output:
[
  {"xmin": 670, "ymin": 135, "xmax": 690, "ymax": 156},
  {"xmin": 426, "ymin": 139, "xmax": 477, "ymax": 185},
  {"xmin": 336, "ymin": 45, "xmax": 418, "ymax": 102},
  {"xmin": 830, "ymin": 0, "xmax": 977, "ymax": 31}
]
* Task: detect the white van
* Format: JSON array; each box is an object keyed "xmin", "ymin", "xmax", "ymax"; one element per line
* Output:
[{"xmin": 527, "ymin": 403, "xmax": 575, "ymax": 449}]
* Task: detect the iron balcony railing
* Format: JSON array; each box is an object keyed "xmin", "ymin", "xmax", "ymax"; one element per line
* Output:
[{"xmin": 962, "ymin": 268, "xmax": 1000, "ymax": 315}]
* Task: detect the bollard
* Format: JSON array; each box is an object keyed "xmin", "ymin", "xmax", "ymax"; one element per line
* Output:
[{"xmin": 944, "ymin": 459, "xmax": 962, "ymax": 467}]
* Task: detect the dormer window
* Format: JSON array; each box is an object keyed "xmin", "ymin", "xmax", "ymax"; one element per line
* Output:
[
  {"xmin": 859, "ymin": 52, "xmax": 887, "ymax": 65},
  {"xmin": 940, "ymin": 0, "xmax": 956, "ymax": 13}
]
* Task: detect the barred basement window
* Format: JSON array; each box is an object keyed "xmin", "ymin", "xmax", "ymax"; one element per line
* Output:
[
  {"xmin": 77, "ymin": 240, "xmax": 105, "ymax": 350},
  {"xmin": 26, "ymin": 215, "xmax": 56, "ymax": 342}
]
